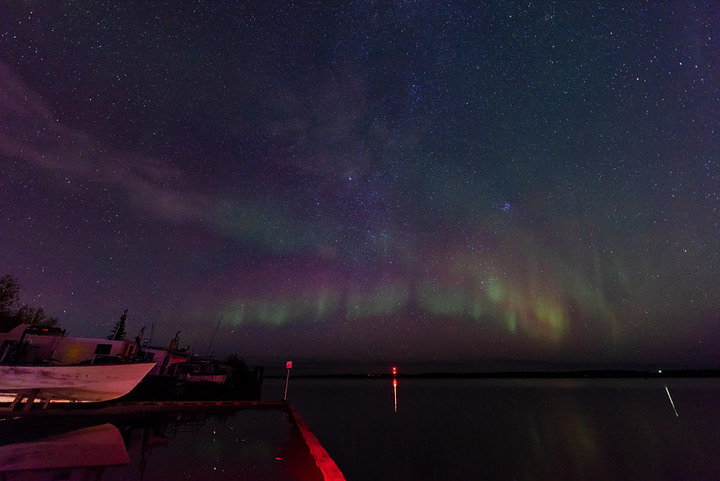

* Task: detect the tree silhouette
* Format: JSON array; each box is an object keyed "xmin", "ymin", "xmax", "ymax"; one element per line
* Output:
[
  {"xmin": 108, "ymin": 309, "xmax": 128, "ymax": 340},
  {"xmin": 16, "ymin": 305, "xmax": 59, "ymax": 327},
  {"xmin": 0, "ymin": 274, "xmax": 60, "ymax": 327},
  {"xmin": 0, "ymin": 275, "xmax": 21, "ymax": 314}
]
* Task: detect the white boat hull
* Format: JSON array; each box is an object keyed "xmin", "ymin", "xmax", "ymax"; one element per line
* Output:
[{"xmin": 0, "ymin": 362, "xmax": 155, "ymax": 402}]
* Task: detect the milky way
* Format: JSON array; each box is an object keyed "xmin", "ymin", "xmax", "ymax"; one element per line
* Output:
[{"xmin": 1, "ymin": 3, "xmax": 718, "ymax": 367}]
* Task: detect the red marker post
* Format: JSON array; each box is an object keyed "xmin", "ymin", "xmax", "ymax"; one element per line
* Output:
[
  {"xmin": 392, "ymin": 366, "xmax": 398, "ymax": 413},
  {"xmin": 284, "ymin": 361, "xmax": 293, "ymax": 400}
]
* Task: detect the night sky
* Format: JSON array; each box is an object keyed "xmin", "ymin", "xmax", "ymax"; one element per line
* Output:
[{"xmin": 1, "ymin": 3, "xmax": 719, "ymax": 368}]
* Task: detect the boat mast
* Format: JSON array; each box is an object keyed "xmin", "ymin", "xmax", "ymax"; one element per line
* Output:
[{"xmin": 206, "ymin": 316, "xmax": 223, "ymax": 357}]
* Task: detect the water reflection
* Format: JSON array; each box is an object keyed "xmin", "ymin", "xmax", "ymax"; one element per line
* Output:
[
  {"xmin": 392, "ymin": 378, "xmax": 398, "ymax": 413},
  {"xmin": 283, "ymin": 377, "xmax": 720, "ymax": 481},
  {"xmin": 0, "ymin": 406, "xmax": 324, "ymax": 481},
  {"xmin": 664, "ymin": 384, "xmax": 679, "ymax": 417},
  {"xmin": 0, "ymin": 423, "xmax": 128, "ymax": 478}
]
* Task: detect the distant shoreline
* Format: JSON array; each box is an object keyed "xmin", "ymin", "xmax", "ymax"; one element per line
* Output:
[{"xmin": 267, "ymin": 369, "xmax": 720, "ymax": 379}]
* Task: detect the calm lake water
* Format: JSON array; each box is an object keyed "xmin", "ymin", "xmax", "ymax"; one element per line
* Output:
[
  {"xmin": 0, "ymin": 405, "xmax": 323, "ymax": 481},
  {"xmin": 268, "ymin": 376, "xmax": 720, "ymax": 481},
  {"xmin": 2, "ymin": 377, "xmax": 719, "ymax": 480}
]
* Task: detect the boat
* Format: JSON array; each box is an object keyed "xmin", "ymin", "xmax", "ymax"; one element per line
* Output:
[
  {"xmin": 124, "ymin": 332, "xmax": 264, "ymax": 401},
  {"xmin": 0, "ymin": 322, "xmax": 261, "ymax": 404},
  {"xmin": 0, "ymin": 323, "xmax": 143, "ymax": 365},
  {"xmin": 176, "ymin": 357, "xmax": 230, "ymax": 384},
  {"xmin": 0, "ymin": 322, "xmax": 155, "ymax": 408},
  {"xmin": 0, "ymin": 361, "xmax": 156, "ymax": 406}
]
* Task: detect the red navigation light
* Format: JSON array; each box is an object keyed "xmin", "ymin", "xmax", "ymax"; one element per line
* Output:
[{"xmin": 392, "ymin": 366, "xmax": 397, "ymax": 376}]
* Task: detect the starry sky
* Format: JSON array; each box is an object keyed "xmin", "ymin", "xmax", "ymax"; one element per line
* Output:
[{"xmin": 1, "ymin": 2, "xmax": 719, "ymax": 368}]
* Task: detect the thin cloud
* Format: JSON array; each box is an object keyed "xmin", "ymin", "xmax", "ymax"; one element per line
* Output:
[{"xmin": 0, "ymin": 62, "xmax": 211, "ymax": 225}]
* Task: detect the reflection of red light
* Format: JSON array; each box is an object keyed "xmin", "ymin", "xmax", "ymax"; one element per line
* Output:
[
  {"xmin": 393, "ymin": 376, "xmax": 398, "ymax": 413},
  {"xmin": 392, "ymin": 366, "xmax": 397, "ymax": 376}
]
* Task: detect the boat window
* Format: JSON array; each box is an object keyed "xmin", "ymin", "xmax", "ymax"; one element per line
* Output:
[{"xmin": 94, "ymin": 344, "xmax": 112, "ymax": 355}]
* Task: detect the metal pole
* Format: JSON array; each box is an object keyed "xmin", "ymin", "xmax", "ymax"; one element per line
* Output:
[
  {"xmin": 284, "ymin": 360, "xmax": 292, "ymax": 400},
  {"xmin": 284, "ymin": 368, "xmax": 290, "ymax": 400}
]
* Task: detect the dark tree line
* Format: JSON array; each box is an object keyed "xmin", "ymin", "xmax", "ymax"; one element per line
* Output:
[
  {"xmin": 0, "ymin": 274, "xmax": 59, "ymax": 327},
  {"xmin": 108, "ymin": 309, "xmax": 128, "ymax": 340},
  {"xmin": 1, "ymin": 273, "xmax": 134, "ymax": 340}
]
